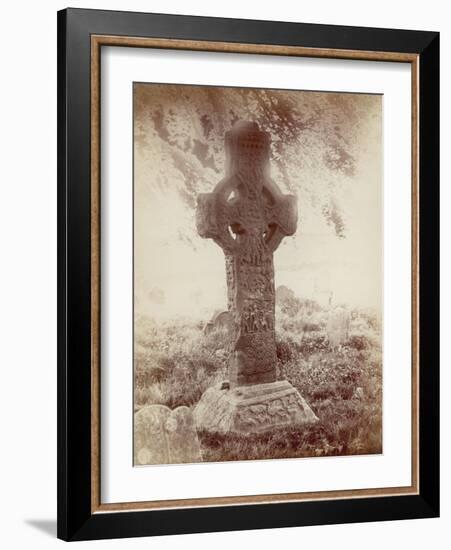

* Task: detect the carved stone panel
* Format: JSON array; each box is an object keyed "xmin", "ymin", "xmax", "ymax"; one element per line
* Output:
[{"xmin": 194, "ymin": 380, "xmax": 318, "ymax": 434}]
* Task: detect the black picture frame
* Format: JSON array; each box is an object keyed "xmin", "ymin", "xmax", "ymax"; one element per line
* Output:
[{"xmin": 57, "ymin": 7, "xmax": 439, "ymax": 541}]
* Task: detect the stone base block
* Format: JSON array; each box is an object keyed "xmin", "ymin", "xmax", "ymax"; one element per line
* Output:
[{"xmin": 193, "ymin": 380, "xmax": 318, "ymax": 434}]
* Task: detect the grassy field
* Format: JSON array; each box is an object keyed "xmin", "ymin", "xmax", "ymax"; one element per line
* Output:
[{"xmin": 134, "ymin": 297, "xmax": 382, "ymax": 462}]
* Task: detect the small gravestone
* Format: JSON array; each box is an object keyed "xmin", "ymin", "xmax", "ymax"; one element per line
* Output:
[
  {"xmin": 194, "ymin": 121, "xmax": 318, "ymax": 434},
  {"xmin": 134, "ymin": 405, "xmax": 202, "ymax": 465},
  {"xmin": 203, "ymin": 310, "xmax": 230, "ymax": 335},
  {"xmin": 212, "ymin": 310, "xmax": 230, "ymax": 330},
  {"xmin": 166, "ymin": 407, "xmax": 202, "ymax": 464},
  {"xmin": 134, "ymin": 405, "xmax": 171, "ymax": 465},
  {"xmin": 327, "ymin": 306, "xmax": 350, "ymax": 349}
]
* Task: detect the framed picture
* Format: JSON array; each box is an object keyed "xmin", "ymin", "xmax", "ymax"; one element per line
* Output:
[{"xmin": 57, "ymin": 8, "xmax": 439, "ymax": 541}]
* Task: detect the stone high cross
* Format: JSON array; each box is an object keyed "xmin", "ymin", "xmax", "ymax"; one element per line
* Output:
[{"xmin": 196, "ymin": 121, "xmax": 297, "ymax": 387}]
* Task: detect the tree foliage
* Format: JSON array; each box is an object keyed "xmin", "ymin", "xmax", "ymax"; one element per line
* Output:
[{"xmin": 134, "ymin": 84, "xmax": 379, "ymax": 244}]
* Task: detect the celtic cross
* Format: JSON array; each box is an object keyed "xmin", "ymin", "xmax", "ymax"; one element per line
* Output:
[{"xmin": 196, "ymin": 121, "xmax": 297, "ymax": 387}]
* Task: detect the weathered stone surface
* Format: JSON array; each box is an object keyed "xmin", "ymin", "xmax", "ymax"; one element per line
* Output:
[
  {"xmin": 196, "ymin": 121, "xmax": 297, "ymax": 387},
  {"xmin": 194, "ymin": 121, "xmax": 317, "ymax": 434},
  {"xmin": 194, "ymin": 380, "xmax": 318, "ymax": 434},
  {"xmin": 134, "ymin": 405, "xmax": 202, "ymax": 465},
  {"xmin": 166, "ymin": 406, "xmax": 202, "ymax": 464},
  {"xmin": 134, "ymin": 404, "xmax": 170, "ymax": 465}
]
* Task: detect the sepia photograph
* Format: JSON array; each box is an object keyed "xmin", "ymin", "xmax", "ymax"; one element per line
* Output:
[{"xmin": 133, "ymin": 82, "xmax": 383, "ymax": 466}]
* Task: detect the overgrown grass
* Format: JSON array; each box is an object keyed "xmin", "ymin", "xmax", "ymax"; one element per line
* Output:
[
  {"xmin": 134, "ymin": 318, "xmax": 228, "ymax": 410},
  {"xmin": 134, "ymin": 302, "xmax": 382, "ymax": 461}
]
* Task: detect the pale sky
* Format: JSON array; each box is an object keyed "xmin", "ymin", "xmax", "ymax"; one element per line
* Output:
[{"xmin": 134, "ymin": 85, "xmax": 382, "ymax": 321}]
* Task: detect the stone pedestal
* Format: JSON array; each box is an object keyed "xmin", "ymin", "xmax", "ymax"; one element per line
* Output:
[{"xmin": 194, "ymin": 380, "xmax": 318, "ymax": 434}]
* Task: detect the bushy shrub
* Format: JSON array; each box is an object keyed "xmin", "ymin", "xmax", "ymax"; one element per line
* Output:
[
  {"xmin": 297, "ymin": 334, "xmax": 329, "ymax": 356},
  {"xmin": 276, "ymin": 340, "xmax": 292, "ymax": 364},
  {"xmin": 345, "ymin": 334, "xmax": 370, "ymax": 351},
  {"xmin": 303, "ymin": 321, "xmax": 321, "ymax": 332}
]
